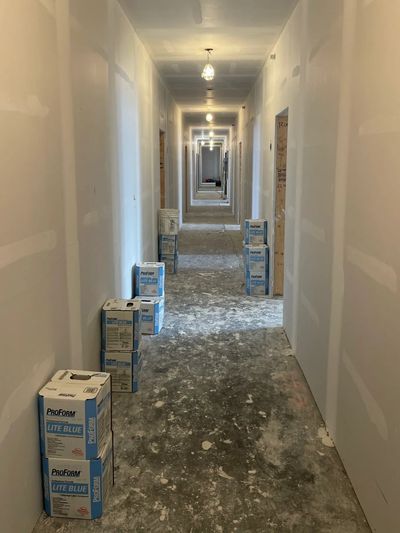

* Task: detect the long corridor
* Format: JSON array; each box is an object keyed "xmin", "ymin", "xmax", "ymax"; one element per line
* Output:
[{"xmin": 35, "ymin": 227, "xmax": 369, "ymax": 532}]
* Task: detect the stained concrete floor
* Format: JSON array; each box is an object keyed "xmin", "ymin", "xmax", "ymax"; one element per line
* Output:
[{"xmin": 34, "ymin": 226, "xmax": 370, "ymax": 533}]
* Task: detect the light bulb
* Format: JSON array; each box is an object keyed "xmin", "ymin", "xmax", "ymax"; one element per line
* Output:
[
  {"xmin": 209, "ymin": 130, "xmax": 214, "ymax": 138},
  {"xmin": 201, "ymin": 63, "xmax": 214, "ymax": 81},
  {"xmin": 201, "ymin": 140, "xmax": 205, "ymax": 146},
  {"xmin": 206, "ymin": 113, "xmax": 213, "ymax": 122}
]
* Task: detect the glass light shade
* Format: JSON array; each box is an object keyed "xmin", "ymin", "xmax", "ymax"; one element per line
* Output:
[
  {"xmin": 206, "ymin": 113, "xmax": 213, "ymax": 122},
  {"xmin": 201, "ymin": 63, "xmax": 214, "ymax": 81}
]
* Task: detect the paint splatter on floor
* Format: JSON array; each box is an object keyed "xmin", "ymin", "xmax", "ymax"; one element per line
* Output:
[{"xmin": 34, "ymin": 227, "xmax": 370, "ymax": 532}]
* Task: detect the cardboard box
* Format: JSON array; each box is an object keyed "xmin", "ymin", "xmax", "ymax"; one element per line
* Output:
[
  {"xmin": 38, "ymin": 373, "xmax": 111, "ymax": 459},
  {"xmin": 51, "ymin": 370, "xmax": 110, "ymax": 386},
  {"xmin": 101, "ymin": 351, "xmax": 142, "ymax": 393},
  {"xmin": 244, "ymin": 245, "xmax": 269, "ymax": 273},
  {"xmin": 244, "ymin": 219, "xmax": 268, "ymax": 245},
  {"xmin": 159, "ymin": 254, "xmax": 178, "ymax": 275},
  {"xmin": 42, "ymin": 432, "xmax": 113, "ymax": 519},
  {"xmin": 102, "ymin": 299, "xmax": 141, "ymax": 351},
  {"xmin": 134, "ymin": 262, "xmax": 165, "ymax": 296},
  {"xmin": 245, "ymin": 271, "xmax": 269, "ymax": 296},
  {"xmin": 159, "ymin": 208, "xmax": 179, "ymax": 235},
  {"xmin": 134, "ymin": 296, "xmax": 164, "ymax": 335},
  {"xmin": 159, "ymin": 234, "xmax": 178, "ymax": 255}
]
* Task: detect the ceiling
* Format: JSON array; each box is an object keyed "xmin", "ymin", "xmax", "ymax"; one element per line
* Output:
[{"xmin": 120, "ymin": 0, "xmax": 297, "ymax": 112}]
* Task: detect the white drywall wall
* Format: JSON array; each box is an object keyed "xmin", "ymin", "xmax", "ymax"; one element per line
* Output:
[
  {"xmin": 0, "ymin": 1, "xmax": 179, "ymax": 531},
  {"xmin": 249, "ymin": 0, "xmax": 400, "ymax": 530}
]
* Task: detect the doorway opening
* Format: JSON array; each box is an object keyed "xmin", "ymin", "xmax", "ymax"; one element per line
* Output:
[
  {"xmin": 273, "ymin": 111, "xmax": 288, "ymax": 296},
  {"xmin": 159, "ymin": 130, "xmax": 166, "ymax": 208}
]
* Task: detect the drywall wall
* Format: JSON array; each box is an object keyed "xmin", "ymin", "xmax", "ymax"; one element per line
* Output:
[
  {"xmin": 250, "ymin": 0, "xmax": 400, "ymax": 530},
  {"xmin": 0, "ymin": 1, "xmax": 179, "ymax": 531}
]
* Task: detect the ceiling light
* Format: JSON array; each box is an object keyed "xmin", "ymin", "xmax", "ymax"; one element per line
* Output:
[
  {"xmin": 201, "ymin": 48, "xmax": 214, "ymax": 81},
  {"xmin": 206, "ymin": 113, "xmax": 213, "ymax": 122},
  {"xmin": 209, "ymin": 130, "xmax": 214, "ymax": 138}
]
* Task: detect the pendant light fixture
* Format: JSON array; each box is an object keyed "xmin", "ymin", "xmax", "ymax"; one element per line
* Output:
[
  {"xmin": 201, "ymin": 48, "xmax": 215, "ymax": 81},
  {"xmin": 206, "ymin": 112, "xmax": 213, "ymax": 122}
]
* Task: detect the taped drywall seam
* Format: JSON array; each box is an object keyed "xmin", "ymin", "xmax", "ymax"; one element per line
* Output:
[
  {"xmin": 343, "ymin": 351, "xmax": 388, "ymax": 441},
  {"xmin": 346, "ymin": 246, "xmax": 397, "ymax": 293},
  {"xmin": 325, "ymin": 0, "xmax": 357, "ymax": 437},
  {"xmin": 291, "ymin": 0, "xmax": 309, "ymax": 351},
  {"xmin": 0, "ymin": 231, "xmax": 57, "ymax": 270},
  {"xmin": 300, "ymin": 291, "xmax": 320, "ymax": 327},
  {"xmin": 0, "ymin": 354, "xmax": 54, "ymax": 445},
  {"xmin": 301, "ymin": 218, "xmax": 326, "ymax": 243},
  {"xmin": 56, "ymin": 0, "xmax": 83, "ymax": 369}
]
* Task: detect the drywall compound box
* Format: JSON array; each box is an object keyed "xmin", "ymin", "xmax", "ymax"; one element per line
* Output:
[
  {"xmin": 51, "ymin": 369, "xmax": 110, "ymax": 387},
  {"xmin": 102, "ymin": 298, "xmax": 141, "ymax": 351},
  {"xmin": 244, "ymin": 245, "xmax": 269, "ymax": 273},
  {"xmin": 135, "ymin": 262, "xmax": 165, "ymax": 296},
  {"xmin": 159, "ymin": 234, "xmax": 178, "ymax": 255},
  {"xmin": 244, "ymin": 219, "xmax": 268, "ymax": 245},
  {"xmin": 38, "ymin": 374, "xmax": 111, "ymax": 459},
  {"xmin": 134, "ymin": 296, "xmax": 165, "ymax": 335},
  {"xmin": 245, "ymin": 271, "xmax": 269, "ymax": 296},
  {"xmin": 159, "ymin": 208, "xmax": 179, "ymax": 235},
  {"xmin": 159, "ymin": 254, "xmax": 178, "ymax": 275},
  {"xmin": 42, "ymin": 432, "xmax": 113, "ymax": 519},
  {"xmin": 101, "ymin": 351, "xmax": 143, "ymax": 393}
]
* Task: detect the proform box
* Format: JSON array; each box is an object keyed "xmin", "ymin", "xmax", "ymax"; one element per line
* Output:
[
  {"xmin": 134, "ymin": 262, "xmax": 165, "ymax": 296},
  {"xmin": 39, "ymin": 372, "xmax": 111, "ymax": 459},
  {"xmin": 102, "ymin": 298, "xmax": 141, "ymax": 351},
  {"xmin": 244, "ymin": 219, "xmax": 268, "ymax": 245},
  {"xmin": 245, "ymin": 271, "xmax": 269, "ymax": 296},
  {"xmin": 159, "ymin": 234, "xmax": 178, "ymax": 255},
  {"xmin": 159, "ymin": 254, "xmax": 178, "ymax": 275},
  {"xmin": 101, "ymin": 351, "xmax": 143, "ymax": 393},
  {"xmin": 134, "ymin": 296, "xmax": 164, "ymax": 335},
  {"xmin": 159, "ymin": 208, "xmax": 179, "ymax": 235},
  {"xmin": 244, "ymin": 245, "xmax": 269, "ymax": 273},
  {"xmin": 42, "ymin": 432, "xmax": 113, "ymax": 519}
]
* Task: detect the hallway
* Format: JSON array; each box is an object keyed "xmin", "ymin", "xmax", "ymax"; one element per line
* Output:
[
  {"xmin": 35, "ymin": 228, "xmax": 368, "ymax": 532},
  {"xmin": 2, "ymin": 1, "xmax": 400, "ymax": 531}
]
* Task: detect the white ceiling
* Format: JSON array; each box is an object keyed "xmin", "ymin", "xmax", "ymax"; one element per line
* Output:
[{"xmin": 120, "ymin": 0, "xmax": 297, "ymax": 111}]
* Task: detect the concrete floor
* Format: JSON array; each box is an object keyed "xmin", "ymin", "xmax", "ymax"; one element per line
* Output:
[{"xmin": 35, "ymin": 226, "xmax": 370, "ymax": 532}]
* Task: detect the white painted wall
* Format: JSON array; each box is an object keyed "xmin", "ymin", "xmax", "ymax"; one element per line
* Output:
[
  {"xmin": 0, "ymin": 1, "xmax": 179, "ymax": 531},
  {"xmin": 248, "ymin": 0, "xmax": 400, "ymax": 530}
]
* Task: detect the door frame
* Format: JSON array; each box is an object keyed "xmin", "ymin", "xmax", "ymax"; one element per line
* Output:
[{"xmin": 272, "ymin": 109, "xmax": 289, "ymax": 296}]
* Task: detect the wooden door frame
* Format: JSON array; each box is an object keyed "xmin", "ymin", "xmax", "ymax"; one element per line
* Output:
[
  {"xmin": 272, "ymin": 110, "xmax": 289, "ymax": 296},
  {"xmin": 159, "ymin": 130, "xmax": 166, "ymax": 209}
]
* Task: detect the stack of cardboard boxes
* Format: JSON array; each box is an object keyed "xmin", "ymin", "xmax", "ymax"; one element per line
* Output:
[
  {"xmin": 244, "ymin": 219, "xmax": 269, "ymax": 296},
  {"xmin": 101, "ymin": 299, "xmax": 142, "ymax": 393},
  {"xmin": 158, "ymin": 208, "xmax": 179, "ymax": 274},
  {"xmin": 38, "ymin": 370, "xmax": 113, "ymax": 519},
  {"xmin": 134, "ymin": 262, "xmax": 165, "ymax": 335}
]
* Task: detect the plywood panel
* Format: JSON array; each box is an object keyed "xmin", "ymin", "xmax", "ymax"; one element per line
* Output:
[
  {"xmin": 160, "ymin": 130, "xmax": 166, "ymax": 208},
  {"xmin": 274, "ymin": 115, "xmax": 288, "ymax": 295}
]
